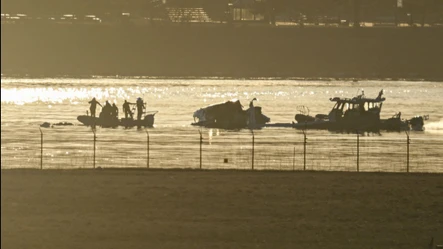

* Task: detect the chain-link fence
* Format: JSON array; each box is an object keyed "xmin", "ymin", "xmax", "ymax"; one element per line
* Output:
[{"xmin": 1, "ymin": 128, "xmax": 442, "ymax": 173}]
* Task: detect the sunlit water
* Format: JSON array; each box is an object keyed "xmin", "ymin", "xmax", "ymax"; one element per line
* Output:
[{"xmin": 1, "ymin": 78, "xmax": 443, "ymax": 172}]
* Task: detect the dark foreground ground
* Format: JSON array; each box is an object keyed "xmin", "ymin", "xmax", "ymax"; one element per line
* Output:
[
  {"xmin": 2, "ymin": 25, "xmax": 443, "ymax": 80},
  {"xmin": 1, "ymin": 169, "xmax": 442, "ymax": 249}
]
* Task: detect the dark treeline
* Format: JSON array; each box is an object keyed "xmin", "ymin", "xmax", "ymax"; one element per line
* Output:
[
  {"xmin": 2, "ymin": 0, "xmax": 442, "ymax": 24},
  {"xmin": 2, "ymin": 24, "xmax": 443, "ymax": 79}
]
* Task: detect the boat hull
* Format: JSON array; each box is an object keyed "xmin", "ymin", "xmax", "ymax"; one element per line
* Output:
[
  {"xmin": 192, "ymin": 100, "xmax": 270, "ymax": 129},
  {"xmin": 77, "ymin": 114, "xmax": 155, "ymax": 128},
  {"xmin": 292, "ymin": 118, "xmax": 418, "ymax": 132}
]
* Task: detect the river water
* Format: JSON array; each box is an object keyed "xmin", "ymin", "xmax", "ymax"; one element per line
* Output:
[{"xmin": 1, "ymin": 78, "xmax": 443, "ymax": 172}]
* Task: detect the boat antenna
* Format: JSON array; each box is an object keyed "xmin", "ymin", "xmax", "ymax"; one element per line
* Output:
[{"xmin": 143, "ymin": 92, "xmax": 146, "ymax": 111}]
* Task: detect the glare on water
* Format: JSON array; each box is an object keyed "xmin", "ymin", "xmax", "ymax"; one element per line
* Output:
[{"xmin": 1, "ymin": 78, "xmax": 443, "ymax": 171}]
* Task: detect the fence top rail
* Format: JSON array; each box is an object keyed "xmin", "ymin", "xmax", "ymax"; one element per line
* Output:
[{"xmin": 3, "ymin": 135, "xmax": 443, "ymax": 143}]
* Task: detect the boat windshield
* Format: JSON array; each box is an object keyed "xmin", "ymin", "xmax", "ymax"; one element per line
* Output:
[{"xmin": 332, "ymin": 99, "xmax": 382, "ymax": 112}]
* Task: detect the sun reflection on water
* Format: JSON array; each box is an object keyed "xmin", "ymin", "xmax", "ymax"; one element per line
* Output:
[{"xmin": 0, "ymin": 87, "xmax": 172, "ymax": 105}]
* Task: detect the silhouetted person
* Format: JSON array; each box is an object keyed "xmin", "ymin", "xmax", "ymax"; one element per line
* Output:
[
  {"xmin": 122, "ymin": 100, "xmax": 134, "ymax": 119},
  {"xmin": 101, "ymin": 101, "xmax": 112, "ymax": 118},
  {"xmin": 377, "ymin": 89, "xmax": 384, "ymax": 100},
  {"xmin": 136, "ymin": 97, "xmax": 145, "ymax": 121},
  {"xmin": 111, "ymin": 103, "xmax": 119, "ymax": 118},
  {"xmin": 88, "ymin": 98, "xmax": 102, "ymax": 117},
  {"xmin": 248, "ymin": 98, "xmax": 257, "ymax": 128}
]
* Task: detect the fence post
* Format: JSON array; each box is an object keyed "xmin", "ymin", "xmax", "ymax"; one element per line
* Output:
[
  {"xmin": 292, "ymin": 147, "xmax": 296, "ymax": 171},
  {"xmin": 39, "ymin": 128, "xmax": 43, "ymax": 170},
  {"xmin": 145, "ymin": 129, "xmax": 150, "ymax": 169},
  {"xmin": 199, "ymin": 130, "xmax": 202, "ymax": 169},
  {"xmin": 92, "ymin": 128, "xmax": 96, "ymax": 169},
  {"xmin": 303, "ymin": 129, "xmax": 307, "ymax": 171},
  {"xmin": 406, "ymin": 131, "xmax": 410, "ymax": 173},
  {"xmin": 251, "ymin": 130, "xmax": 255, "ymax": 170},
  {"xmin": 356, "ymin": 131, "xmax": 360, "ymax": 172}
]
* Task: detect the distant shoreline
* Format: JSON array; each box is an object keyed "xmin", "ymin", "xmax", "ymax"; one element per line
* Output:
[{"xmin": 2, "ymin": 74, "xmax": 442, "ymax": 82}]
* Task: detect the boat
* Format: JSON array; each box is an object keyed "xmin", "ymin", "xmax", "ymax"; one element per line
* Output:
[
  {"xmin": 380, "ymin": 113, "xmax": 428, "ymax": 132},
  {"xmin": 40, "ymin": 122, "xmax": 74, "ymax": 128},
  {"xmin": 77, "ymin": 111, "xmax": 156, "ymax": 128},
  {"xmin": 191, "ymin": 99, "xmax": 270, "ymax": 129},
  {"xmin": 292, "ymin": 90, "xmax": 427, "ymax": 132}
]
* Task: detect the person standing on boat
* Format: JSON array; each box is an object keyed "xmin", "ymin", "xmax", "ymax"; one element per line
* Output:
[
  {"xmin": 248, "ymin": 98, "xmax": 257, "ymax": 128},
  {"xmin": 111, "ymin": 103, "xmax": 119, "ymax": 118},
  {"xmin": 88, "ymin": 97, "xmax": 102, "ymax": 117},
  {"xmin": 136, "ymin": 97, "xmax": 146, "ymax": 121},
  {"xmin": 122, "ymin": 100, "xmax": 134, "ymax": 119},
  {"xmin": 376, "ymin": 89, "xmax": 384, "ymax": 100},
  {"xmin": 101, "ymin": 101, "xmax": 112, "ymax": 118}
]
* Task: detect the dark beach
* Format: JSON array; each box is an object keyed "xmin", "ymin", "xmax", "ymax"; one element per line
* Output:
[{"xmin": 2, "ymin": 169, "xmax": 442, "ymax": 249}]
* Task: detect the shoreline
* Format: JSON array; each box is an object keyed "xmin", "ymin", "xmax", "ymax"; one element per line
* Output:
[
  {"xmin": 2, "ymin": 74, "xmax": 443, "ymax": 82},
  {"xmin": 2, "ymin": 167, "xmax": 443, "ymax": 174}
]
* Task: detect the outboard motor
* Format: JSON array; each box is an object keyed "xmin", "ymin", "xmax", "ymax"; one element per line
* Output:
[{"xmin": 409, "ymin": 116, "xmax": 426, "ymax": 131}]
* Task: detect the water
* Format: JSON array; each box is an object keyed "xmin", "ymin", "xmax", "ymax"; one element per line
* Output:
[{"xmin": 1, "ymin": 78, "xmax": 443, "ymax": 172}]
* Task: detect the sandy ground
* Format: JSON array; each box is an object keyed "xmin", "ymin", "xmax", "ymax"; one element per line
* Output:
[{"xmin": 1, "ymin": 169, "xmax": 442, "ymax": 249}]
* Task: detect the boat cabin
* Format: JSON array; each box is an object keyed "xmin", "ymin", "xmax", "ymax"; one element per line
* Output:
[{"xmin": 328, "ymin": 91, "xmax": 385, "ymax": 122}]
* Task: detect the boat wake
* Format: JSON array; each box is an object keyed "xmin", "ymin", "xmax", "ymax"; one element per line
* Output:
[{"xmin": 424, "ymin": 119, "xmax": 443, "ymax": 133}]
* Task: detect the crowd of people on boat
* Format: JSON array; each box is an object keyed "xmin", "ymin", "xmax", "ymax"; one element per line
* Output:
[{"xmin": 88, "ymin": 97, "xmax": 146, "ymax": 120}]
